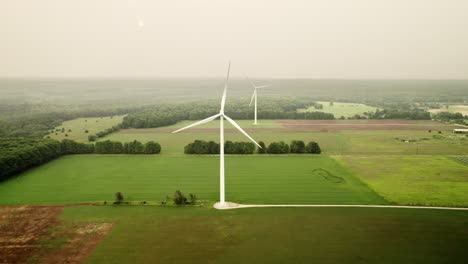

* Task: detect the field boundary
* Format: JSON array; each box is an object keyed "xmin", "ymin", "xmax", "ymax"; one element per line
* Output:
[{"xmin": 214, "ymin": 202, "xmax": 468, "ymax": 211}]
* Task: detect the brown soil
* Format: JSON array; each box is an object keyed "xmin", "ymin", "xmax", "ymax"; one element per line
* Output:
[{"xmin": 0, "ymin": 205, "xmax": 114, "ymax": 264}]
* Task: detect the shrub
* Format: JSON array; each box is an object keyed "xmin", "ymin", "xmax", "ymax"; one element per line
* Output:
[
  {"xmin": 306, "ymin": 141, "xmax": 321, "ymax": 154},
  {"xmin": 114, "ymin": 192, "xmax": 124, "ymax": 204},
  {"xmin": 189, "ymin": 193, "xmax": 197, "ymax": 205},
  {"xmin": 88, "ymin": 135, "xmax": 97, "ymax": 142}
]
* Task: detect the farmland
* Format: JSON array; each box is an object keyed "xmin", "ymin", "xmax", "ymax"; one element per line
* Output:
[
  {"xmin": 100, "ymin": 119, "xmax": 467, "ymax": 155},
  {"xmin": 336, "ymin": 155, "xmax": 468, "ymax": 207},
  {"xmin": 298, "ymin": 101, "xmax": 378, "ymax": 118},
  {"xmin": 47, "ymin": 115, "xmax": 125, "ymax": 142},
  {"xmin": 0, "ymin": 155, "xmax": 387, "ymax": 205},
  {"xmin": 57, "ymin": 206, "xmax": 468, "ymax": 264}
]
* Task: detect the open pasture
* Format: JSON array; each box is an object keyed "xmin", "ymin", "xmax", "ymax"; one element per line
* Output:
[
  {"xmin": 0, "ymin": 155, "xmax": 386, "ymax": 205},
  {"xmin": 297, "ymin": 101, "xmax": 378, "ymax": 118},
  {"xmin": 47, "ymin": 115, "xmax": 125, "ymax": 142},
  {"xmin": 428, "ymin": 104, "xmax": 468, "ymax": 116},
  {"xmin": 101, "ymin": 119, "xmax": 467, "ymax": 155},
  {"xmin": 336, "ymin": 155, "xmax": 468, "ymax": 207}
]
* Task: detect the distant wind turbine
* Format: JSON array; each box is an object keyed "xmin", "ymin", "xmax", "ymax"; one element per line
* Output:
[
  {"xmin": 172, "ymin": 62, "xmax": 262, "ymax": 205},
  {"xmin": 246, "ymin": 77, "xmax": 271, "ymax": 125}
]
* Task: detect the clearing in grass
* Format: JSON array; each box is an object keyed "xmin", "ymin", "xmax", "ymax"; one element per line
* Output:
[
  {"xmin": 47, "ymin": 115, "xmax": 125, "ymax": 142},
  {"xmin": 297, "ymin": 101, "xmax": 378, "ymax": 118}
]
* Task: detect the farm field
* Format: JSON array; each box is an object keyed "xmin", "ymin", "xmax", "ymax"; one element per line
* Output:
[
  {"xmin": 428, "ymin": 104, "xmax": 468, "ymax": 116},
  {"xmin": 55, "ymin": 206, "xmax": 467, "ymax": 264},
  {"xmin": 100, "ymin": 119, "xmax": 467, "ymax": 155},
  {"xmin": 297, "ymin": 101, "xmax": 378, "ymax": 118},
  {"xmin": 335, "ymin": 155, "xmax": 468, "ymax": 207},
  {"xmin": 0, "ymin": 155, "xmax": 386, "ymax": 205},
  {"xmin": 47, "ymin": 115, "xmax": 126, "ymax": 142}
]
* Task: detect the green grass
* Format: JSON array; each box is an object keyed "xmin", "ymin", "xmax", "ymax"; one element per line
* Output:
[
  {"xmin": 56, "ymin": 205, "xmax": 468, "ymax": 264},
  {"xmin": 298, "ymin": 101, "xmax": 378, "ymax": 118},
  {"xmin": 0, "ymin": 155, "xmax": 386, "ymax": 205},
  {"xmin": 47, "ymin": 115, "xmax": 126, "ymax": 142},
  {"xmin": 336, "ymin": 155, "xmax": 468, "ymax": 207}
]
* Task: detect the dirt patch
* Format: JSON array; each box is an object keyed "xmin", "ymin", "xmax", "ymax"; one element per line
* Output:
[{"xmin": 0, "ymin": 205, "xmax": 114, "ymax": 264}]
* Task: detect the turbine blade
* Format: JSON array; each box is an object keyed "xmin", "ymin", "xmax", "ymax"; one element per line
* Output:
[
  {"xmin": 220, "ymin": 61, "xmax": 230, "ymax": 111},
  {"xmin": 249, "ymin": 90, "xmax": 256, "ymax": 106},
  {"xmin": 245, "ymin": 76, "xmax": 256, "ymax": 88},
  {"xmin": 255, "ymin": 85, "xmax": 272, "ymax": 89},
  {"xmin": 223, "ymin": 115, "xmax": 262, "ymax": 148},
  {"xmin": 172, "ymin": 113, "xmax": 221, "ymax": 133}
]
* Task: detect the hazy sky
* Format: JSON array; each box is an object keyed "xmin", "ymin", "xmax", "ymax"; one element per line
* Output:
[{"xmin": 1, "ymin": 0, "xmax": 468, "ymax": 78}]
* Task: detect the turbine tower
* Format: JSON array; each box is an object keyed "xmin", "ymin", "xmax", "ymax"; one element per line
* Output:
[
  {"xmin": 172, "ymin": 62, "xmax": 262, "ymax": 205},
  {"xmin": 246, "ymin": 77, "xmax": 271, "ymax": 125}
]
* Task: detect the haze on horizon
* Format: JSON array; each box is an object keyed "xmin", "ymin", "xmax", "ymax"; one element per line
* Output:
[{"xmin": 1, "ymin": 0, "xmax": 468, "ymax": 79}]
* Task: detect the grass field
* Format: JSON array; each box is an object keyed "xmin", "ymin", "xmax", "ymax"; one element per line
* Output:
[
  {"xmin": 57, "ymin": 205, "xmax": 468, "ymax": 264},
  {"xmin": 0, "ymin": 155, "xmax": 387, "ymax": 205},
  {"xmin": 100, "ymin": 120, "xmax": 467, "ymax": 155},
  {"xmin": 336, "ymin": 155, "xmax": 468, "ymax": 207},
  {"xmin": 428, "ymin": 104, "xmax": 468, "ymax": 116},
  {"xmin": 298, "ymin": 101, "xmax": 378, "ymax": 118},
  {"xmin": 47, "ymin": 115, "xmax": 125, "ymax": 142}
]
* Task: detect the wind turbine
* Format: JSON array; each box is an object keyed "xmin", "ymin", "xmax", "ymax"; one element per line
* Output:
[
  {"xmin": 172, "ymin": 62, "xmax": 262, "ymax": 205},
  {"xmin": 246, "ymin": 77, "xmax": 271, "ymax": 125}
]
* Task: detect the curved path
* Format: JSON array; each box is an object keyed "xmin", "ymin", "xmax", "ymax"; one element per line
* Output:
[{"xmin": 214, "ymin": 202, "xmax": 468, "ymax": 211}]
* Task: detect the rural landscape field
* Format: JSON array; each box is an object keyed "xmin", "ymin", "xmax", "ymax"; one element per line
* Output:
[{"xmin": 1, "ymin": 1, "xmax": 468, "ymax": 264}]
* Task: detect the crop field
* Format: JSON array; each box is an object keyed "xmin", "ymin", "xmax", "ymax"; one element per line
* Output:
[
  {"xmin": 0, "ymin": 155, "xmax": 387, "ymax": 205},
  {"xmin": 100, "ymin": 119, "xmax": 467, "ymax": 155},
  {"xmin": 297, "ymin": 101, "xmax": 378, "ymax": 118},
  {"xmin": 55, "ymin": 206, "xmax": 468, "ymax": 264},
  {"xmin": 336, "ymin": 155, "xmax": 468, "ymax": 207},
  {"xmin": 47, "ymin": 115, "xmax": 126, "ymax": 142}
]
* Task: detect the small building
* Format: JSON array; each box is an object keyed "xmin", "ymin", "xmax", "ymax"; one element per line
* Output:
[{"xmin": 453, "ymin": 129, "xmax": 468, "ymax": 134}]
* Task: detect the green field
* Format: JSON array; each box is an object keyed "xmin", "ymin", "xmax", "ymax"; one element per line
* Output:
[
  {"xmin": 336, "ymin": 155, "xmax": 468, "ymax": 207},
  {"xmin": 0, "ymin": 155, "xmax": 386, "ymax": 205},
  {"xmin": 47, "ymin": 115, "xmax": 125, "ymax": 142},
  {"xmin": 298, "ymin": 101, "xmax": 378, "ymax": 118},
  {"xmin": 57, "ymin": 205, "xmax": 468, "ymax": 264},
  {"xmin": 100, "ymin": 120, "xmax": 467, "ymax": 155}
]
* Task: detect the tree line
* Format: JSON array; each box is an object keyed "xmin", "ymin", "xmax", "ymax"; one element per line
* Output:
[
  {"xmin": 0, "ymin": 138, "xmax": 161, "ymax": 182},
  {"xmin": 183, "ymin": 139, "xmax": 321, "ymax": 154},
  {"xmin": 122, "ymin": 98, "xmax": 334, "ymax": 129}
]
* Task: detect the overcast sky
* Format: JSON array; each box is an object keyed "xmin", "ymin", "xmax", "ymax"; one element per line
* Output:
[{"xmin": 1, "ymin": 0, "xmax": 468, "ymax": 78}]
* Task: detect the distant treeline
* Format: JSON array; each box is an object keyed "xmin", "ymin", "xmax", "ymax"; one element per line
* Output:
[
  {"xmin": 88, "ymin": 125, "xmax": 123, "ymax": 142},
  {"xmin": 122, "ymin": 98, "xmax": 333, "ymax": 129},
  {"xmin": 0, "ymin": 105, "xmax": 144, "ymax": 138},
  {"xmin": 0, "ymin": 138, "xmax": 160, "ymax": 181},
  {"xmin": 183, "ymin": 140, "xmax": 321, "ymax": 154}
]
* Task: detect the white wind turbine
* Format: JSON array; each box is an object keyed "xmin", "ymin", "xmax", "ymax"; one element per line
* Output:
[
  {"xmin": 246, "ymin": 77, "xmax": 271, "ymax": 125},
  {"xmin": 172, "ymin": 62, "xmax": 262, "ymax": 205}
]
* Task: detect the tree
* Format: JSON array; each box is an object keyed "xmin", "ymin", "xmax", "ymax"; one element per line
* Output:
[
  {"xmin": 189, "ymin": 193, "xmax": 197, "ymax": 205},
  {"xmin": 173, "ymin": 190, "xmax": 187, "ymax": 205},
  {"xmin": 330, "ymin": 101, "xmax": 334, "ymax": 106},
  {"xmin": 258, "ymin": 141, "xmax": 266, "ymax": 154},
  {"xmin": 144, "ymin": 141, "xmax": 161, "ymax": 154},
  {"xmin": 88, "ymin": 135, "xmax": 97, "ymax": 142},
  {"xmin": 114, "ymin": 192, "xmax": 124, "ymax": 204},
  {"xmin": 290, "ymin": 140, "xmax": 306, "ymax": 153},
  {"xmin": 306, "ymin": 141, "xmax": 321, "ymax": 154}
]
